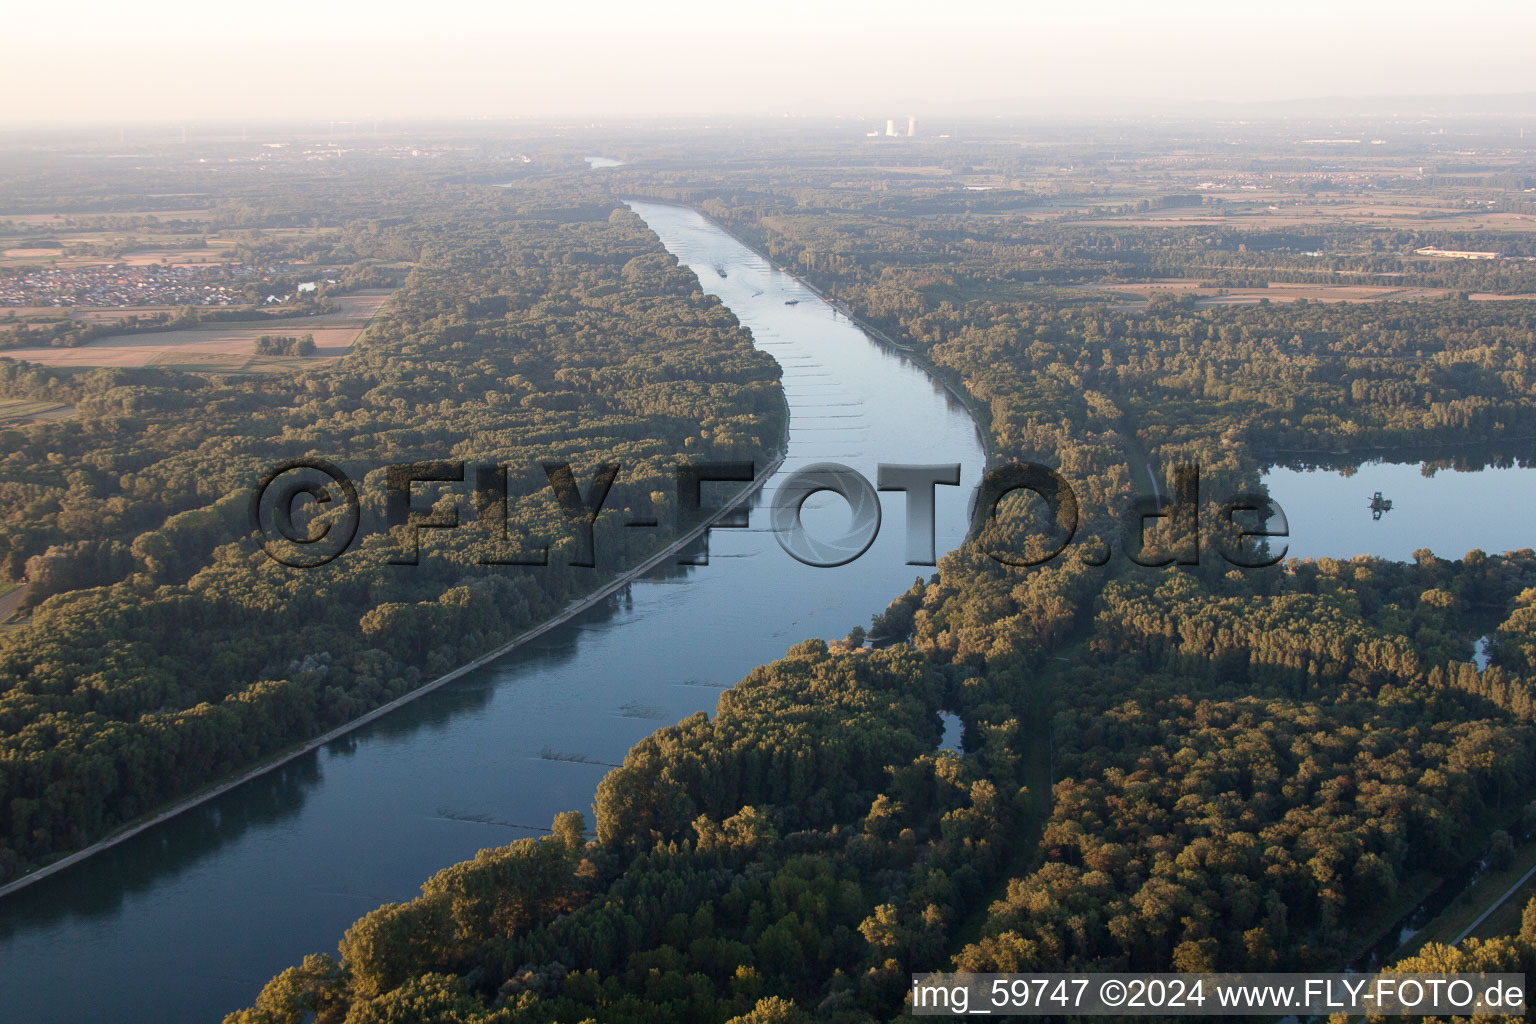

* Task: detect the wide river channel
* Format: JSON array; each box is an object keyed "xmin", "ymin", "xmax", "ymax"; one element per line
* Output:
[{"xmin": 0, "ymin": 201, "xmax": 987, "ymax": 1022}]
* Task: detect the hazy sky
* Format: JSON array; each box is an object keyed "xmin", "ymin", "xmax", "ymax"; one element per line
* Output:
[{"xmin": 4, "ymin": 0, "xmax": 1535, "ymax": 124}]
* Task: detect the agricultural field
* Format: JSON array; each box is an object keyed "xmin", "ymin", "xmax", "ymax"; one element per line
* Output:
[
  {"xmin": 56, "ymin": 306, "xmax": 181, "ymax": 323},
  {"xmin": 0, "ymin": 398, "xmax": 74, "ymax": 424},
  {"xmin": 1074, "ymin": 208, "xmax": 1536, "ymax": 231},
  {"xmin": 0, "ymin": 582, "xmax": 26, "ymax": 628},
  {"xmin": 0, "ymin": 247, "xmax": 238, "ymax": 269},
  {"xmin": 1, "ymin": 291, "xmax": 391, "ymax": 371},
  {"xmin": 1079, "ymin": 277, "xmax": 1536, "ymax": 306},
  {"xmin": 0, "ymin": 218, "xmax": 334, "ymax": 269},
  {"xmin": 0, "ymin": 209, "xmax": 215, "ymax": 227}
]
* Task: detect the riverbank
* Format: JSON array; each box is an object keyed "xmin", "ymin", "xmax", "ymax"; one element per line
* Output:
[
  {"xmin": 0, "ymin": 450, "xmax": 783, "ymax": 903},
  {"xmin": 625, "ymin": 198, "xmax": 995, "ymax": 478}
]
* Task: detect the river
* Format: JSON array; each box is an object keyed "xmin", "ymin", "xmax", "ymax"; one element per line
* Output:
[{"xmin": 0, "ymin": 202, "xmax": 986, "ymax": 1023}]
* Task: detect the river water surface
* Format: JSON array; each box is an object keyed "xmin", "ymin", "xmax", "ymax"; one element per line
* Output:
[{"xmin": 0, "ymin": 202, "xmax": 985, "ymax": 1022}]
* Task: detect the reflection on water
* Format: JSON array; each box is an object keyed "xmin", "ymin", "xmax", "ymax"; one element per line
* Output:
[
  {"xmin": 1474, "ymin": 635, "xmax": 1493, "ymax": 671},
  {"xmin": 1261, "ymin": 459, "xmax": 1536, "ymax": 562},
  {"xmin": 0, "ymin": 756, "xmax": 324, "ymax": 941},
  {"xmin": 0, "ymin": 202, "xmax": 985, "ymax": 1024},
  {"xmin": 938, "ymin": 712, "xmax": 963, "ymax": 753}
]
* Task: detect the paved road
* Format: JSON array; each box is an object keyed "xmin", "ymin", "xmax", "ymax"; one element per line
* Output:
[
  {"xmin": 0, "ymin": 584, "xmax": 28, "ymax": 622},
  {"xmin": 1455, "ymin": 859, "xmax": 1536, "ymax": 943}
]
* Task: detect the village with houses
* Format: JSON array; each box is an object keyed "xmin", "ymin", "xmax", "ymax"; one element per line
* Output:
[{"xmin": 0, "ymin": 261, "xmax": 310, "ymax": 308}]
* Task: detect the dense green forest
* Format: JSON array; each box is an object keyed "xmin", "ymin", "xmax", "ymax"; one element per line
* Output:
[
  {"xmin": 253, "ymin": 333, "xmax": 317, "ymax": 356},
  {"xmin": 226, "ymin": 178, "xmax": 1536, "ymax": 1022},
  {"xmin": 0, "ymin": 194, "xmax": 783, "ymax": 881},
  {"xmin": 226, "ymin": 551, "xmax": 1536, "ymax": 1023}
]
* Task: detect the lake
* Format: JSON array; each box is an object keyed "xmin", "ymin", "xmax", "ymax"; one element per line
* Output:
[{"xmin": 1261, "ymin": 460, "xmax": 1536, "ymax": 562}]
